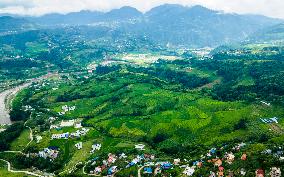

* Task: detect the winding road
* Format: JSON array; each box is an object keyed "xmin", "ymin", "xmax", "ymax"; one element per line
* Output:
[
  {"xmin": 0, "ymin": 73, "xmax": 58, "ymax": 177},
  {"xmin": 0, "ymin": 159, "xmax": 43, "ymax": 177}
]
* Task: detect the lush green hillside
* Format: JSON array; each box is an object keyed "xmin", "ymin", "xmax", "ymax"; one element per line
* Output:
[{"xmin": 4, "ymin": 49, "xmax": 283, "ymax": 176}]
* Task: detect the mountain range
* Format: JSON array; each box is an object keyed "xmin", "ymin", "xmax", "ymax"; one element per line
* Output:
[{"xmin": 1, "ymin": 4, "xmax": 284, "ymax": 47}]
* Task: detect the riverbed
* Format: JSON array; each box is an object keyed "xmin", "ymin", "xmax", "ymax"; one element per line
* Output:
[{"xmin": 0, "ymin": 83, "xmax": 31, "ymax": 125}]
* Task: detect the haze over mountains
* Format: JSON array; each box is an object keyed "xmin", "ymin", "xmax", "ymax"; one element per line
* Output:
[{"xmin": 1, "ymin": 4, "xmax": 284, "ymax": 47}]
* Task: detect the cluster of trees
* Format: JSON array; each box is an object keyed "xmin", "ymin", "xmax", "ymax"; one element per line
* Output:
[
  {"xmin": 192, "ymin": 58, "xmax": 284, "ymax": 104},
  {"xmin": 10, "ymin": 89, "xmax": 32, "ymax": 121},
  {"xmin": 0, "ymin": 122, "xmax": 24, "ymax": 151},
  {"xmin": 128, "ymin": 65, "xmax": 210, "ymax": 89}
]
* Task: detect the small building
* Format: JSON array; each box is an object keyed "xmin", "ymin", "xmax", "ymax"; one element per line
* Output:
[
  {"xmin": 107, "ymin": 166, "xmax": 117, "ymax": 175},
  {"xmin": 75, "ymin": 142, "xmax": 83, "ymax": 150},
  {"xmin": 90, "ymin": 144, "xmax": 101, "ymax": 153},
  {"xmin": 162, "ymin": 162, "xmax": 172, "ymax": 170},
  {"xmin": 60, "ymin": 120, "xmax": 75, "ymax": 127},
  {"xmin": 74, "ymin": 122, "xmax": 82, "ymax": 129},
  {"xmin": 135, "ymin": 144, "xmax": 145, "ymax": 150},
  {"xmin": 256, "ymin": 169, "xmax": 265, "ymax": 177},
  {"xmin": 173, "ymin": 158, "xmax": 181, "ymax": 165},
  {"xmin": 209, "ymin": 171, "xmax": 216, "ymax": 177},
  {"xmin": 270, "ymin": 167, "xmax": 281, "ymax": 177},
  {"xmin": 241, "ymin": 153, "xmax": 247, "ymax": 161},
  {"xmin": 240, "ymin": 168, "xmax": 246, "ymax": 176},
  {"xmin": 143, "ymin": 167, "xmax": 153, "ymax": 174},
  {"xmin": 36, "ymin": 136, "xmax": 42, "ymax": 143},
  {"xmin": 183, "ymin": 166, "xmax": 195, "ymax": 176}
]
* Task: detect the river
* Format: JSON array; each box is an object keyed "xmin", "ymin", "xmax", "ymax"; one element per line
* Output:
[
  {"xmin": 0, "ymin": 83, "xmax": 31, "ymax": 125},
  {"xmin": 0, "ymin": 73, "xmax": 58, "ymax": 125}
]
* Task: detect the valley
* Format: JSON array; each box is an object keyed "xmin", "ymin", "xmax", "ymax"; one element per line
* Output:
[{"xmin": 0, "ymin": 3, "xmax": 284, "ymax": 177}]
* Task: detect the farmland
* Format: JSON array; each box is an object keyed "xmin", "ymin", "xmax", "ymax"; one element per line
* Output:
[{"xmin": 1, "ymin": 45, "xmax": 283, "ymax": 176}]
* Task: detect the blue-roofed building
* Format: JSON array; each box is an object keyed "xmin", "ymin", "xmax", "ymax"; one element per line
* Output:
[
  {"xmin": 162, "ymin": 163, "xmax": 172, "ymax": 170},
  {"xmin": 107, "ymin": 166, "xmax": 117, "ymax": 175},
  {"xmin": 144, "ymin": 167, "xmax": 153, "ymax": 174}
]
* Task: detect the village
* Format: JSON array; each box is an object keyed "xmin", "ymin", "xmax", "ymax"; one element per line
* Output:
[
  {"xmin": 30, "ymin": 106, "xmax": 283, "ymax": 177},
  {"xmin": 33, "ymin": 139, "xmax": 283, "ymax": 177}
]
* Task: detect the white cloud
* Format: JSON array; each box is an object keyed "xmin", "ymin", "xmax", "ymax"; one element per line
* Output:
[{"xmin": 0, "ymin": 0, "xmax": 283, "ymax": 19}]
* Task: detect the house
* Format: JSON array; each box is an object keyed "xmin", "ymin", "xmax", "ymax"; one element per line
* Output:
[
  {"xmin": 60, "ymin": 120, "xmax": 75, "ymax": 127},
  {"xmin": 217, "ymin": 171, "xmax": 224, "ymax": 177},
  {"xmin": 240, "ymin": 168, "xmax": 246, "ymax": 176},
  {"xmin": 74, "ymin": 122, "xmax": 82, "ymax": 129},
  {"xmin": 270, "ymin": 167, "xmax": 281, "ymax": 177},
  {"xmin": 119, "ymin": 153, "xmax": 127, "ymax": 159},
  {"xmin": 192, "ymin": 160, "xmax": 203, "ymax": 168},
  {"xmin": 260, "ymin": 101, "xmax": 271, "ymax": 106},
  {"xmin": 135, "ymin": 144, "xmax": 145, "ymax": 150},
  {"xmin": 234, "ymin": 142, "xmax": 246, "ymax": 151},
  {"xmin": 36, "ymin": 136, "xmax": 42, "ymax": 143},
  {"xmin": 183, "ymin": 166, "xmax": 195, "ymax": 176},
  {"xmin": 225, "ymin": 152, "xmax": 235, "ymax": 164},
  {"xmin": 241, "ymin": 153, "xmax": 247, "ymax": 161},
  {"xmin": 108, "ymin": 154, "xmax": 117, "ymax": 164},
  {"xmin": 260, "ymin": 117, "xmax": 279, "ymax": 124},
  {"xmin": 208, "ymin": 158, "xmax": 222, "ymax": 167},
  {"xmin": 173, "ymin": 158, "xmax": 181, "ymax": 165},
  {"xmin": 75, "ymin": 142, "xmax": 82, "ymax": 150},
  {"xmin": 51, "ymin": 132, "xmax": 69, "ymax": 139},
  {"xmin": 90, "ymin": 144, "xmax": 101, "ymax": 153},
  {"xmin": 38, "ymin": 147, "xmax": 59, "ymax": 160},
  {"xmin": 256, "ymin": 169, "xmax": 265, "ymax": 177},
  {"xmin": 162, "ymin": 162, "xmax": 172, "ymax": 170},
  {"xmin": 50, "ymin": 125, "xmax": 59, "ymax": 129},
  {"xmin": 143, "ymin": 167, "xmax": 153, "ymax": 174},
  {"xmin": 94, "ymin": 167, "xmax": 102, "ymax": 174},
  {"xmin": 107, "ymin": 166, "xmax": 117, "ymax": 175},
  {"xmin": 209, "ymin": 171, "xmax": 216, "ymax": 177}
]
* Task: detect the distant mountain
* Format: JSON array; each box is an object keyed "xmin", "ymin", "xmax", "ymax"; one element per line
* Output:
[
  {"xmin": 248, "ymin": 23, "xmax": 284, "ymax": 43},
  {"xmin": 28, "ymin": 10, "xmax": 103, "ymax": 26},
  {"xmin": 103, "ymin": 6, "xmax": 143, "ymax": 21},
  {"xmin": 28, "ymin": 7, "xmax": 142, "ymax": 26},
  {"xmin": 140, "ymin": 4, "xmax": 283, "ymax": 47},
  {"xmin": 3, "ymin": 4, "xmax": 284, "ymax": 47},
  {"xmin": 0, "ymin": 16, "xmax": 35, "ymax": 33}
]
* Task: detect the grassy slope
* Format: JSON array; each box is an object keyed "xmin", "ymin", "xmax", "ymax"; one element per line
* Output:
[
  {"xmin": 0, "ymin": 161, "xmax": 28, "ymax": 177},
  {"xmin": 10, "ymin": 129, "xmax": 30, "ymax": 151}
]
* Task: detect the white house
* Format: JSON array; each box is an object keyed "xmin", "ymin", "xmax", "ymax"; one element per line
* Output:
[
  {"xmin": 90, "ymin": 144, "xmax": 102, "ymax": 153},
  {"xmin": 60, "ymin": 120, "xmax": 75, "ymax": 127},
  {"xmin": 36, "ymin": 136, "xmax": 42, "ymax": 143},
  {"xmin": 74, "ymin": 122, "xmax": 82, "ymax": 129},
  {"xmin": 183, "ymin": 166, "xmax": 195, "ymax": 176},
  {"xmin": 135, "ymin": 144, "xmax": 145, "ymax": 150},
  {"xmin": 51, "ymin": 132, "xmax": 69, "ymax": 139},
  {"xmin": 75, "ymin": 142, "xmax": 83, "ymax": 150}
]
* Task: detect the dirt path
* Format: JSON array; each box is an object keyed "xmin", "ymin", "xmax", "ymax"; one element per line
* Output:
[
  {"xmin": 196, "ymin": 78, "xmax": 221, "ymax": 90},
  {"xmin": 269, "ymin": 123, "xmax": 284, "ymax": 135},
  {"xmin": 138, "ymin": 166, "xmax": 145, "ymax": 177},
  {"xmin": 0, "ymin": 159, "xmax": 43, "ymax": 177}
]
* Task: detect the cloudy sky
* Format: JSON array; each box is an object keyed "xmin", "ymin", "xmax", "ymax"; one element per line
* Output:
[{"xmin": 0, "ymin": 0, "xmax": 283, "ymax": 19}]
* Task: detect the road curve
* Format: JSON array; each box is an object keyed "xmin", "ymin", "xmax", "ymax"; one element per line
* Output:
[{"xmin": 0, "ymin": 159, "xmax": 43, "ymax": 177}]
